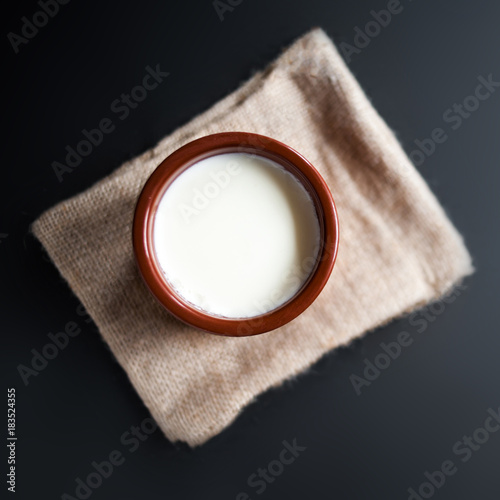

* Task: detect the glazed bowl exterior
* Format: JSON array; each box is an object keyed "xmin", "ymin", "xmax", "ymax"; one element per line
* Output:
[{"xmin": 133, "ymin": 132, "xmax": 339, "ymax": 336}]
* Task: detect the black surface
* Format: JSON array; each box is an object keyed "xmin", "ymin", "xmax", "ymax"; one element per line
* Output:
[{"xmin": 2, "ymin": 1, "xmax": 500, "ymax": 499}]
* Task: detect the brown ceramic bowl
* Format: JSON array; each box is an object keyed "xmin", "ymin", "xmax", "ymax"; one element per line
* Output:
[{"xmin": 133, "ymin": 132, "xmax": 339, "ymax": 337}]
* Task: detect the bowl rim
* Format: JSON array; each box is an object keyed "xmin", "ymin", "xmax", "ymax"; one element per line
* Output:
[{"xmin": 132, "ymin": 132, "xmax": 339, "ymax": 336}]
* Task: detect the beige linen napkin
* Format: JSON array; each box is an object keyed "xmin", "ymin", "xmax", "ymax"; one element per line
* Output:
[{"xmin": 33, "ymin": 28, "xmax": 473, "ymax": 446}]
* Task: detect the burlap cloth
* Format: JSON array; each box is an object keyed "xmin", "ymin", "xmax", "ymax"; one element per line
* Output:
[{"xmin": 33, "ymin": 29, "xmax": 473, "ymax": 446}]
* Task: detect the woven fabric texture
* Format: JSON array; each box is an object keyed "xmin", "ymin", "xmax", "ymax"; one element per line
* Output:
[{"xmin": 33, "ymin": 29, "xmax": 473, "ymax": 446}]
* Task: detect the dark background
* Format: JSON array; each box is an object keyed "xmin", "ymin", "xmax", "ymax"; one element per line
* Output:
[{"xmin": 2, "ymin": 0, "xmax": 499, "ymax": 499}]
